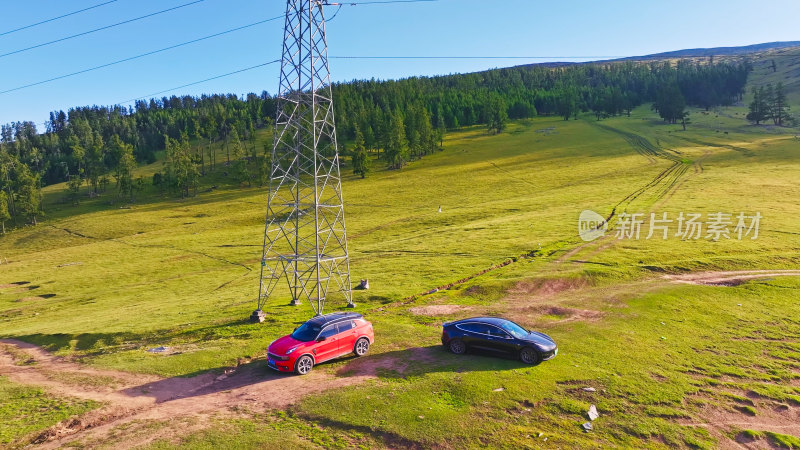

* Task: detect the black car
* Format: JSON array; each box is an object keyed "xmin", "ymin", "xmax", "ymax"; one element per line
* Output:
[{"xmin": 441, "ymin": 317, "xmax": 557, "ymax": 365}]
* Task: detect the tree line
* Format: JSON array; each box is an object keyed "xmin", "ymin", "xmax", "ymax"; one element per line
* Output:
[
  {"xmin": 0, "ymin": 58, "xmax": 752, "ymax": 231},
  {"xmin": 747, "ymin": 82, "xmax": 793, "ymax": 126},
  {"xmin": 333, "ymin": 59, "xmax": 750, "ymax": 138}
]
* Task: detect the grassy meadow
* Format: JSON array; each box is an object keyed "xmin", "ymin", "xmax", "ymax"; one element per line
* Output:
[{"xmin": 1, "ymin": 84, "xmax": 800, "ymax": 448}]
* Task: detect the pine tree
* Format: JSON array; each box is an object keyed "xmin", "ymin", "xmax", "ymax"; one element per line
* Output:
[
  {"xmin": 384, "ymin": 113, "xmax": 409, "ymax": 170},
  {"xmin": 772, "ymin": 82, "xmax": 790, "ymax": 126},
  {"xmin": 257, "ymin": 141, "xmax": 271, "ymax": 187},
  {"xmin": 15, "ymin": 168, "xmax": 41, "ymax": 225},
  {"xmin": 66, "ymin": 175, "xmax": 81, "ymax": 206},
  {"xmin": 487, "ymin": 95, "xmax": 509, "ymax": 134},
  {"xmin": 763, "ymin": 84, "xmax": 776, "ymax": 123},
  {"xmin": 746, "ymin": 87, "xmax": 768, "ymax": 125},
  {"xmin": 87, "ymin": 135, "xmax": 105, "ymax": 194},
  {"xmin": 557, "ymin": 86, "xmax": 579, "ymax": 121},
  {"xmin": 0, "ymin": 190, "xmax": 9, "ymax": 234},
  {"xmin": 164, "ymin": 134, "xmax": 199, "ymax": 198},
  {"xmin": 110, "ymin": 135, "xmax": 136, "ymax": 201},
  {"xmin": 654, "ymin": 83, "xmax": 687, "ymax": 124},
  {"xmin": 351, "ymin": 128, "xmax": 371, "ymax": 179},
  {"xmin": 363, "ymin": 125, "xmax": 376, "ymax": 150},
  {"xmin": 229, "ymin": 128, "xmax": 249, "ymax": 186}
]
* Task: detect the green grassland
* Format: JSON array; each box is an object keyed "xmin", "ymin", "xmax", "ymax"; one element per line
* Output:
[
  {"xmin": 2, "ymin": 75, "xmax": 800, "ymax": 447},
  {"xmin": 0, "ymin": 376, "xmax": 98, "ymax": 446},
  {"xmin": 745, "ymin": 46, "xmax": 800, "ymax": 106}
]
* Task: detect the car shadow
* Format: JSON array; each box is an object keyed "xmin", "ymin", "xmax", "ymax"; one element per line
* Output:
[
  {"xmin": 117, "ymin": 344, "xmax": 535, "ymax": 404},
  {"xmin": 333, "ymin": 344, "xmax": 537, "ymax": 380},
  {"xmin": 118, "ymin": 359, "xmax": 287, "ymax": 403},
  {"xmin": 4, "ymin": 333, "xmax": 542, "ymax": 407}
]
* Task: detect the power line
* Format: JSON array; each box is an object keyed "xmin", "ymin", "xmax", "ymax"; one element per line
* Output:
[
  {"xmin": 329, "ymin": 53, "xmax": 800, "ymax": 60},
  {"xmin": 325, "ymin": 0, "xmax": 434, "ymax": 20},
  {"xmin": 330, "ymin": 55, "xmax": 628, "ymax": 60},
  {"xmin": 0, "ymin": 16, "xmax": 283, "ymax": 95},
  {"xmin": 0, "ymin": 0, "xmax": 122, "ymax": 37},
  {"xmin": 5, "ymin": 50, "xmax": 796, "ymax": 96},
  {"xmin": 329, "ymin": 0, "xmax": 437, "ymax": 4},
  {"xmin": 28, "ymin": 59, "xmax": 279, "ymax": 129},
  {"xmin": 117, "ymin": 60, "xmax": 280, "ymax": 105},
  {"xmin": 0, "ymin": 0, "xmax": 205, "ymax": 60}
]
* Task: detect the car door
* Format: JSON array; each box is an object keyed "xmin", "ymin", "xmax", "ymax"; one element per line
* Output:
[
  {"xmin": 336, "ymin": 320, "xmax": 357, "ymax": 356},
  {"xmin": 458, "ymin": 322, "xmax": 494, "ymax": 351},
  {"xmin": 484, "ymin": 325, "xmax": 516, "ymax": 355},
  {"xmin": 312, "ymin": 324, "xmax": 340, "ymax": 362}
]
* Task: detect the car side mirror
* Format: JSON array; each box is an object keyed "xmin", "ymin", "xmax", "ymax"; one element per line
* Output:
[{"xmin": 317, "ymin": 336, "xmax": 327, "ymax": 342}]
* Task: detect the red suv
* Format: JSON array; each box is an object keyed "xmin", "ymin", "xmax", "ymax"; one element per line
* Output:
[{"xmin": 267, "ymin": 312, "xmax": 374, "ymax": 375}]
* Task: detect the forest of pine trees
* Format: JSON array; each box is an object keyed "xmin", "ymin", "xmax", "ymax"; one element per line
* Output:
[{"xmin": 0, "ymin": 59, "xmax": 752, "ymax": 231}]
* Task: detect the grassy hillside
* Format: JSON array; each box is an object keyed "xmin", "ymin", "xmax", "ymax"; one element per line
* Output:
[
  {"xmin": 2, "ymin": 95, "xmax": 800, "ymax": 448},
  {"xmin": 746, "ymin": 45, "xmax": 800, "ymax": 105}
]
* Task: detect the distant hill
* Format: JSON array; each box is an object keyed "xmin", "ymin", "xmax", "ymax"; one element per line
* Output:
[
  {"xmin": 745, "ymin": 45, "xmax": 800, "ymax": 105},
  {"xmin": 617, "ymin": 42, "xmax": 800, "ymax": 104},
  {"xmin": 618, "ymin": 41, "xmax": 800, "ymax": 60},
  {"xmin": 519, "ymin": 41, "xmax": 800, "ymax": 105},
  {"xmin": 521, "ymin": 41, "xmax": 800, "ymax": 67}
]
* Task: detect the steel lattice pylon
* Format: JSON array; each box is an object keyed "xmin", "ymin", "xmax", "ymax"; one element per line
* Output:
[{"xmin": 252, "ymin": 0, "xmax": 353, "ymax": 322}]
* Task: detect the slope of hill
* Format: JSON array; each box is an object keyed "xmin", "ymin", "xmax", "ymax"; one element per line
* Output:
[
  {"xmin": 746, "ymin": 45, "xmax": 800, "ymax": 105},
  {"xmin": 623, "ymin": 40, "xmax": 800, "ymax": 59},
  {"xmin": 520, "ymin": 41, "xmax": 800, "ymax": 116},
  {"xmin": 520, "ymin": 41, "xmax": 800, "ymax": 67},
  {"xmin": 2, "ymin": 101, "xmax": 800, "ymax": 447}
]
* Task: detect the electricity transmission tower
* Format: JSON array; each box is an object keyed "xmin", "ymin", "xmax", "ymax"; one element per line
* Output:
[{"xmin": 252, "ymin": 0, "xmax": 353, "ymax": 322}]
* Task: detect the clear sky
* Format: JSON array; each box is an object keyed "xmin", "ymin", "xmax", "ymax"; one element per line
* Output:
[{"xmin": 1, "ymin": 0, "xmax": 798, "ymax": 127}]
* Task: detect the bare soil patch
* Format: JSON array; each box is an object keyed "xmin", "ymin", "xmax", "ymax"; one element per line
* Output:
[
  {"xmin": 337, "ymin": 346, "xmax": 440, "ymax": 379},
  {"xmin": 664, "ymin": 270, "xmax": 800, "ymax": 287},
  {"xmin": 499, "ymin": 277, "xmax": 603, "ymax": 325},
  {"xmin": 408, "ymin": 304, "xmax": 471, "ymax": 316},
  {"xmin": 0, "ymin": 339, "xmax": 411, "ymax": 448},
  {"xmin": 680, "ymin": 383, "xmax": 800, "ymax": 449},
  {"xmin": 682, "ymin": 405, "xmax": 800, "ymax": 448},
  {"xmin": 514, "ymin": 304, "xmax": 604, "ymax": 325},
  {"xmin": 508, "ymin": 277, "xmax": 590, "ymax": 298}
]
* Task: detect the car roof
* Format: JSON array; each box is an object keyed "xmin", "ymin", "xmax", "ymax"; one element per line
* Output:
[
  {"xmin": 450, "ymin": 317, "xmax": 513, "ymax": 327},
  {"xmin": 306, "ymin": 312, "xmax": 363, "ymax": 327}
]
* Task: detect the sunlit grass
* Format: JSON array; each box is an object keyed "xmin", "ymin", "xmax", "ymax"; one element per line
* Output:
[{"xmin": 1, "ymin": 99, "xmax": 799, "ymax": 447}]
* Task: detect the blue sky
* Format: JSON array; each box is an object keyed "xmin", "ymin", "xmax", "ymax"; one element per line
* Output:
[{"xmin": 1, "ymin": 0, "xmax": 798, "ymax": 126}]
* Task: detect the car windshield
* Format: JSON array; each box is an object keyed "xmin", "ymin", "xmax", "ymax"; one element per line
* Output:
[
  {"xmin": 291, "ymin": 322, "xmax": 322, "ymax": 342},
  {"xmin": 499, "ymin": 321, "xmax": 528, "ymax": 339}
]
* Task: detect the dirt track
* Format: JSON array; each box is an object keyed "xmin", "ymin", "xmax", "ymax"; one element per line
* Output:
[
  {"xmin": 663, "ymin": 270, "xmax": 800, "ymax": 286},
  {"xmin": 0, "ymin": 339, "xmax": 417, "ymax": 448}
]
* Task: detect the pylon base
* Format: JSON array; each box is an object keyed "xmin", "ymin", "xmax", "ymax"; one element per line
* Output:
[{"xmin": 250, "ymin": 310, "xmax": 266, "ymax": 323}]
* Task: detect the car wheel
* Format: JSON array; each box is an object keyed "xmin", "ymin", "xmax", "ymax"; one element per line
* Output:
[
  {"xmin": 294, "ymin": 355, "xmax": 314, "ymax": 375},
  {"xmin": 354, "ymin": 338, "xmax": 370, "ymax": 356},
  {"xmin": 519, "ymin": 347, "xmax": 542, "ymax": 365},
  {"xmin": 448, "ymin": 339, "xmax": 466, "ymax": 355}
]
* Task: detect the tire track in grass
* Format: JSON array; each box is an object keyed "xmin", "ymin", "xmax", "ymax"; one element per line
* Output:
[
  {"xmin": 402, "ymin": 121, "xmax": 697, "ymax": 299},
  {"xmin": 553, "ymin": 122, "xmax": 693, "ymax": 264},
  {"xmin": 674, "ymin": 135, "xmax": 755, "ymax": 157},
  {"xmin": 0, "ymin": 340, "xmax": 401, "ymax": 448},
  {"xmin": 651, "ymin": 149, "xmax": 710, "ymax": 210},
  {"xmin": 589, "ymin": 121, "xmax": 688, "ymax": 221},
  {"xmin": 47, "ymin": 225, "xmax": 251, "ymax": 271}
]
